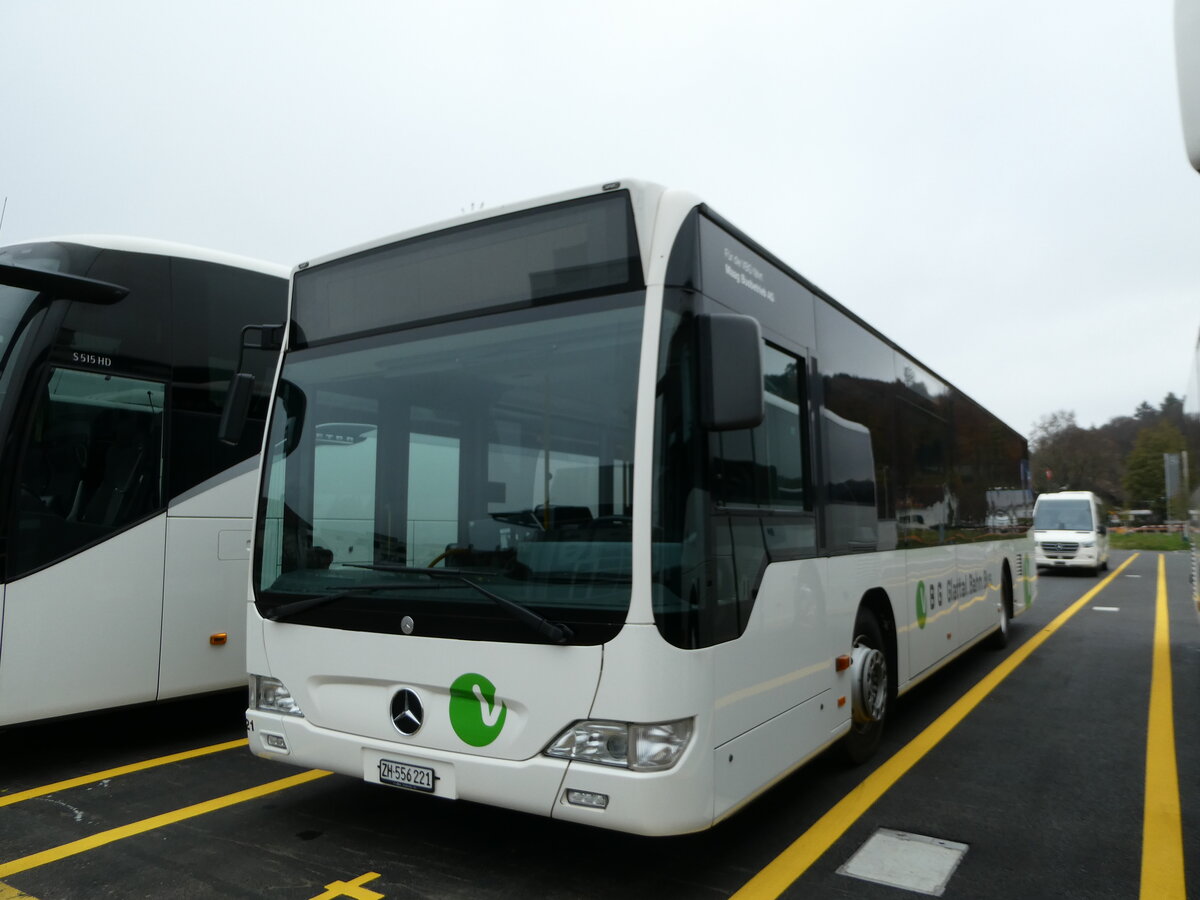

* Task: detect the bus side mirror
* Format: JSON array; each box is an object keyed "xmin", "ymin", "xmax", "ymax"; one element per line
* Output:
[
  {"xmin": 218, "ymin": 323, "xmax": 285, "ymax": 446},
  {"xmin": 698, "ymin": 313, "xmax": 765, "ymax": 431},
  {"xmin": 218, "ymin": 373, "xmax": 255, "ymax": 445}
]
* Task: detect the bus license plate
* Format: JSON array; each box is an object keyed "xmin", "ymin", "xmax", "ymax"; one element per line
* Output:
[{"xmin": 378, "ymin": 758, "xmax": 435, "ymax": 793}]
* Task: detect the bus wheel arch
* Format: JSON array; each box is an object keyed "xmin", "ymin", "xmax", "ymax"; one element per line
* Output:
[{"xmin": 842, "ymin": 589, "xmax": 896, "ymax": 764}]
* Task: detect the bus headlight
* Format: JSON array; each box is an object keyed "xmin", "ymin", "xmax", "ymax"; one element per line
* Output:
[
  {"xmin": 544, "ymin": 718, "xmax": 693, "ymax": 771},
  {"xmin": 250, "ymin": 675, "xmax": 305, "ymax": 717}
]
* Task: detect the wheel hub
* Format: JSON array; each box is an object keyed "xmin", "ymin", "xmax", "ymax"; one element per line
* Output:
[{"xmin": 851, "ymin": 643, "xmax": 887, "ymax": 724}]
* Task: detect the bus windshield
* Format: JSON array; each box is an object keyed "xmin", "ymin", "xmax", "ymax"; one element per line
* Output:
[{"xmin": 253, "ymin": 293, "xmax": 644, "ymax": 645}]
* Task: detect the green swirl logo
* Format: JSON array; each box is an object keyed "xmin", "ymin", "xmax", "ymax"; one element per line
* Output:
[
  {"xmin": 915, "ymin": 580, "xmax": 928, "ymax": 629},
  {"xmin": 448, "ymin": 673, "xmax": 507, "ymax": 747}
]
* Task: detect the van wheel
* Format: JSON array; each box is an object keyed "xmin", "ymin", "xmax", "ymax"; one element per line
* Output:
[{"xmin": 843, "ymin": 610, "xmax": 889, "ymax": 764}]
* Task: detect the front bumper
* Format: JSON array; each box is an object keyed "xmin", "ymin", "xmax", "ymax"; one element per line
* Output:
[
  {"xmin": 1035, "ymin": 546, "xmax": 1101, "ymax": 569},
  {"xmin": 246, "ymin": 710, "xmax": 715, "ymax": 836}
]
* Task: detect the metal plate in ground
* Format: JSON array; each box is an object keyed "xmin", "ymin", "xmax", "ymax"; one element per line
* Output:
[{"xmin": 838, "ymin": 828, "xmax": 969, "ymax": 896}]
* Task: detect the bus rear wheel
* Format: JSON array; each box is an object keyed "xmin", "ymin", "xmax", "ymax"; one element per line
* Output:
[
  {"xmin": 986, "ymin": 567, "xmax": 1013, "ymax": 649},
  {"xmin": 842, "ymin": 610, "xmax": 889, "ymax": 764}
]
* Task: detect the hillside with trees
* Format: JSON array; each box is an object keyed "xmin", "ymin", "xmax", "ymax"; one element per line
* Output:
[{"xmin": 1029, "ymin": 393, "xmax": 1192, "ymax": 519}]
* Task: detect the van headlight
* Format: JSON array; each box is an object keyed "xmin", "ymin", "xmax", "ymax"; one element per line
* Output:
[
  {"xmin": 1080, "ymin": 540, "xmax": 1095, "ymax": 548},
  {"xmin": 250, "ymin": 675, "xmax": 305, "ymax": 717},
  {"xmin": 545, "ymin": 718, "xmax": 693, "ymax": 771}
]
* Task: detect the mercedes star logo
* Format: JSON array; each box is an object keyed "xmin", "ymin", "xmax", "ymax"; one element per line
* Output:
[{"xmin": 391, "ymin": 688, "xmax": 424, "ymax": 736}]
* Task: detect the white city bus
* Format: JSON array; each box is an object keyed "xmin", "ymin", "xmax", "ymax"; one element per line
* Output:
[
  {"xmin": 0, "ymin": 236, "xmax": 286, "ymax": 725},
  {"xmin": 241, "ymin": 181, "xmax": 1036, "ymax": 835}
]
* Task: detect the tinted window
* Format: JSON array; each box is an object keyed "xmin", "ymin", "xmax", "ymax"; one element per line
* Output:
[
  {"xmin": 56, "ymin": 250, "xmax": 170, "ymax": 379},
  {"xmin": 816, "ymin": 305, "xmax": 895, "ymax": 553},
  {"xmin": 652, "ymin": 294, "xmax": 817, "ymax": 650},
  {"xmin": 713, "ymin": 345, "xmax": 808, "ymax": 511},
  {"xmin": 696, "ymin": 216, "xmax": 818, "ymax": 347},
  {"xmin": 293, "ymin": 192, "xmax": 641, "ymax": 346},
  {"xmin": 10, "ymin": 367, "xmax": 164, "ymax": 577},
  {"xmin": 168, "ymin": 260, "xmax": 286, "ymax": 498}
]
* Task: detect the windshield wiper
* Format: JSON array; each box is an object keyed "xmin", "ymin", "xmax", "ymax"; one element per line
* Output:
[
  {"xmin": 265, "ymin": 582, "xmax": 418, "ymax": 622},
  {"xmin": 347, "ymin": 564, "xmax": 575, "ymax": 644},
  {"xmin": 524, "ymin": 571, "xmax": 632, "ymax": 585}
]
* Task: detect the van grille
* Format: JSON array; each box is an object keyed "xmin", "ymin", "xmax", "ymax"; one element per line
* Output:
[{"xmin": 1041, "ymin": 542, "xmax": 1078, "ymax": 555}]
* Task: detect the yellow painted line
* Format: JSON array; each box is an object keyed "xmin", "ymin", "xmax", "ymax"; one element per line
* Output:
[
  {"xmin": 0, "ymin": 882, "xmax": 40, "ymax": 899},
  {"xmin": 0, "ymin": 769, "xmax": 331, "ymax": 878},
  {"xmin": 732, "ymin": 553, "xmax": 1140, "ymax": 899},
  {"xmin": 1139, "ymin": 554, "xmax": 1187, "ymax": 899},
  {"xmin": 0, "ymin": 739, "xmax": 248, "ymax": 808},
  {"xmin": 310, "ymin": 871, "xmax": 384, "ymax": 900}
]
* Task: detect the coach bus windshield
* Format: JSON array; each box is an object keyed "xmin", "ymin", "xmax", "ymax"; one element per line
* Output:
[
  {"xmin": 0, "ymin": 242, "xmax": 88, "ymax": 398},
  {"xmin": 253, "ymin": 295, "xmax": 644, "ymax": 645},
  {"xmin": 0, "ymin": 284, "xmax": 39, "ymax": 385}
]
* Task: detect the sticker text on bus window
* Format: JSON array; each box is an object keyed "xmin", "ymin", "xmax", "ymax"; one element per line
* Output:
[
  {"xmin": 723, "ymin": 247, "xmax": 776, "ymax": 302},
  {"xmin": 72, "ymin": 352, "xmax": 113, "ymax": 368}
]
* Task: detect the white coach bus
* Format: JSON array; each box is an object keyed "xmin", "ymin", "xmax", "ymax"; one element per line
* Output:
[
  {"xmin": 0, "ymin": 237, "xmax": 286, "ymax": 725},
  {"xmin": 239, "ymin": 181, "xmax": 1036, "ymax": 835},
  {"xmin": 1177, "ymin": 0, "xmax": 1200, "ymax": 616}
]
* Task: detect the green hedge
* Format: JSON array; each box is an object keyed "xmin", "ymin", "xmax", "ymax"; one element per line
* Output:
[{"xmin": 1108, "ymin": 532, "xmax": 1189, "ymax": 551}]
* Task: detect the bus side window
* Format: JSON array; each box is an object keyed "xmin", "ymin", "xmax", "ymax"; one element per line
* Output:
[
  {"xmin": 712, "ymin": 344, "xmax": 808, "ymax": 517},
  {"xmin": 9, "ymin": 368, "xmax": 164, "ymax": 578},
  {"xmin": 710, "ymin": 344, "xmax": 815, "ymax": 631}
]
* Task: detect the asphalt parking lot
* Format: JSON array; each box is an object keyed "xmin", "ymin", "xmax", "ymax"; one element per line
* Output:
[{"xmin": 1, "ymin": 550, "xmax": 1196, "ymax": 899}]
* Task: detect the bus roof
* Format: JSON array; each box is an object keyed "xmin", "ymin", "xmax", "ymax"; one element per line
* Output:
[{"xmin": 3, "ymin": 234, "xmax": 288, "ymax": 279}]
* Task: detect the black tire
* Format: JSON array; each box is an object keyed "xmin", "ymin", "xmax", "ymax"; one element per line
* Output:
[
  {"xmin": 842, "ymin": 610, "xmax": 889, "ymax": 765},
  {"xmin": 987, "ymin": 568, "xmax": 1013, "ymax": 649}
]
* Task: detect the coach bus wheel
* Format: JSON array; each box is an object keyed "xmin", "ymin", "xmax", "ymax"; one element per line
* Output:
[
  {"xmin": 986, "ymin": 567, "xmax": 1013, "ymax": 650},
  {"xmin": 843, "ymin": 610, "xmax": 889, "ymax": 764}
]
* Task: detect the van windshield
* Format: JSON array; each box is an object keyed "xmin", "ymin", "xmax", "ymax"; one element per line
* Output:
[{"xmin": 1033, "ymin": 499, "xmax": 1093, "ymax": 531}]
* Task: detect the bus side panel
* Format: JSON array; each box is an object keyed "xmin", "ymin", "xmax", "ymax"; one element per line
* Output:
[
  {"xmin": 712, "ymin": 691, "xmax": 839, "ymax": 825},
  {"xmin": 903, "ymin": 545, "xmax": 960, "ymax": 680},
  {"xmin": 709, "ymin": 551, "xmax": 906, "ymax": 821},
  {"xmin": 158, "ymin": 515, "xmax": 250, "ymax": 699},
  {"xmin": 712, "ymin": 558, "xmax": 832, "ymax": 747},
  {"xmin": 0, "ymin": 517, "xmax": 166, "ymax": 726},
  {"xmin": 158, "ymin": 466, "xmax": 260, "ymax": 699},
  {"xmin": 955, "ymin": 540, "xmax": 1001, "ymax": 641}
]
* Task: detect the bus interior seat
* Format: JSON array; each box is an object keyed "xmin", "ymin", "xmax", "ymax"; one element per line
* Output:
[{"xmin": 76, "ymin": 409, "xmax": 160, "ymax": 526}]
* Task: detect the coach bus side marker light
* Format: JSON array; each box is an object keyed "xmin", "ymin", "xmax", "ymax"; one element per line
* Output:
[
  {"xmin": 838, "ymin": 828, "xmax": 968, "ymax": 897},
  {"xmin": 210, "ymin": 633, "xmax": 229, "ymax": 646}
]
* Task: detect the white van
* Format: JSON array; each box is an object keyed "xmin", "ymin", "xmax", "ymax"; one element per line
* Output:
[{"xmin": 1033, "ymin": 490, "xmax": 1110, "ymax": 574}]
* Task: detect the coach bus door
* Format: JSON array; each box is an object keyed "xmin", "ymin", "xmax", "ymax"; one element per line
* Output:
[{"xmin": 0, "ymin": 367, "xmax": 167, "ymax": 724}]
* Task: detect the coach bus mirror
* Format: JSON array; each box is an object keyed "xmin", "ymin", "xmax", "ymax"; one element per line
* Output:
[
  {"xmin": 698, "ymin": 313, "xmax": 765, "ymax": 431},
  {"xmin": 0, "ymin": 263, "xmax": 129, "ymax": 304},
  {"xmin": 218, "ymin": 372, "xmax": 256, "ymax": 445}
]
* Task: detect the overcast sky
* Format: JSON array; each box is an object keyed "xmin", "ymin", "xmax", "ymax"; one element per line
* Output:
[{"xmin": 3, "ymin": 1, "xmax": 1198, "ymax": 438}]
